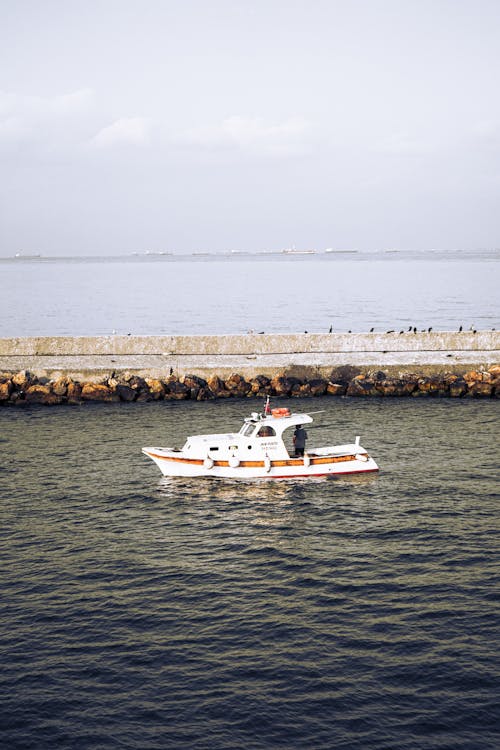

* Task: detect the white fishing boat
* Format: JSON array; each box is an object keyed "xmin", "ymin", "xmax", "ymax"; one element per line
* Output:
[{"xmin": 142, "ymin": 402, "xmax": 379, "ymax": 479}]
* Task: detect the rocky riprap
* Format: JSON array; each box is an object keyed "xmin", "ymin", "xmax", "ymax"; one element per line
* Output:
[{"xmin": 0, "ymin": 366, "xmax": 499, "ymax": 405}]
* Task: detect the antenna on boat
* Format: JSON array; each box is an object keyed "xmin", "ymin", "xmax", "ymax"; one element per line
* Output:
[{"xmin": 264, "ymin": 396, "xmax": 271, "ymax": 416}]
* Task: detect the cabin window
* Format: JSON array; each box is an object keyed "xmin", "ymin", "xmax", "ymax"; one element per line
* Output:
[
  {"xmin": 243, "ymin": 424, "xmax": 256, "ymax": 437},
  {"xmin": 210, "ymin": 447, "xmax": 219, "ymax": 451},
  {"xmin": 257, "ymin": 426, "xmax": 276, "ymax": 437}
]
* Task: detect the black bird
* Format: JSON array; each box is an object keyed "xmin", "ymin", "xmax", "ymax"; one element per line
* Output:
[
  {"xmin": 413, "ymin": 327, "xmax": 417, "ymax": 333},
  {"xmin": 370, "ymin": 327, "xmax": 374, "ymax": 332},
  {"xmin": 428, "ymin": 327, "xmax": 432, "ymax": 332},
  {"xmin": 348, "ymin": 330, "xmax": 352, "ymax": 333},
  {"xmin": 408, "ymin": 325, "xmax": 412, "ymax": 331},
  {"xmin": 399, "ymin": 330, "xmax": 404, "ymax": 334},
  {"xmin": 329, "ymin": 325, "xmax": 333, "ymax": 333},
  {"xmin": 169, "ymin": 367, "xmax": 173, "ymax": 375},
  {"xmin": 386, "ymin": 330, "xmax": 394, "ymax": 334},
  {"xmin": 472, "ymin": 328, "xmax": 477, "ymax": 334},
  {"xmin": 459, "ymin": 325, "xmax": 463, "ymax": 332}
]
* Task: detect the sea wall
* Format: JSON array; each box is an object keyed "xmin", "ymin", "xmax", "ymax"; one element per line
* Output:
[
  {"xmin": 0, "ymin": 331, "xmax": 499, "ymax": 379},
  {"xmin": 0, "ymin": 332, "xmax": 499, "ymax": 404}
]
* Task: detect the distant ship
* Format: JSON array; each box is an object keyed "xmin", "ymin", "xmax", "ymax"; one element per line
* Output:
[{"xmin": 14, "ymin": 251, "xmax": 41, "ymax": 259}]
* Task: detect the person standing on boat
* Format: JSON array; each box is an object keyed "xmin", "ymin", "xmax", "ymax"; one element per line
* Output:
[{"xmin": 293, "ymin": 425, "xmax": 308, "ymax": 457}]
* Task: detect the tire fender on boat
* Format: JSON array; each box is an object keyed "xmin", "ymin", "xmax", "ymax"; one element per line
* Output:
[
  {"xmin": 203, "ymin": 456, "xmax": 214, "ymax": 469},
  {"xmin": 228, "ymin": 455, "xmax": 240, "ymax": 468},
  {"xmin": 355, "ymin": 453, "xmax": 368, "ymax": 462},
  {"xmin": 303, "ymin": 453, "xmax": 311, "ymax": 467},
  {"xmin": 264, "ymin": 455, "xmax": 272, "ymax": 473}
]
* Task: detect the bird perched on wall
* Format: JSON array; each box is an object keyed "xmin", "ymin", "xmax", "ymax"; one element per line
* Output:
[
  {"xmin": 370, "ymin": 327, "xmax": 374, "ymax": 332},
  {"xmin": 458, "ymin": 325, "xmax": 463, "ymax": 332},
  {"xmin": 428, "ymin": 327, "xmax": 432, "ymax": 332},
  {"xmin": 329, "ymin": 325, "xmax": 333, "ymax": 333},
  {"xmin": 413, "ymin": 327, "xmax": 417, "ymax": 333}
]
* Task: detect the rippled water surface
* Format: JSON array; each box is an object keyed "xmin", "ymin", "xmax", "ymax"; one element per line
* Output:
[{"xmin": 1, "ymin": 397, "xmax": 499, "ymax": 749}]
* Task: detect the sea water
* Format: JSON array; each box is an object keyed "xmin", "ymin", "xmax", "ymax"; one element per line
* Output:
[
  {"xmin": 1, "ymin": 397, "xmax": 499, "ymax": 750},
  {"xmin": 1, "ymin": 250, "xmax": 499, "ymax": 749},
  {"xmin": 0, "ymin": 250, "xmax": 498, "ymax": 335}
]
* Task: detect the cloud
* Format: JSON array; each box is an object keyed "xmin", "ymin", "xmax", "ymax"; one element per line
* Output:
[
  {"xmin": 0, "ymin": 88, "xmax": 96, "ymax": 153},
  {"xmin": 182, "ymin": 115, "xmax": 314, "ymax": 157},
  {"xmin": 0, "ymin": 91, "xmax": 313, "ymax": 162},
  {"xmin": 90, "ymin": 117, "xmax": 153, "ymax": 149}
]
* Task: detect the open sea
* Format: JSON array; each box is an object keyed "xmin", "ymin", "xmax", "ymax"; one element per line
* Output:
[
  {"xmin": 0, "ymin": 248, "xmax": 499, "ymax": 335},
  {"xmin": 1, "ymin": 250, "xmax": 499, "ymax": 749}
]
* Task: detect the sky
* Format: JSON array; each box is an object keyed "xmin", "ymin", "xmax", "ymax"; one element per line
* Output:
[{"xmin": 1, "ymin": 0, "xmax": 499, "ymax": 256}]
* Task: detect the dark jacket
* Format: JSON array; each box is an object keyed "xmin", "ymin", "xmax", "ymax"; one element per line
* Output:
[{"xmin": 293, "ymin": 426, "xmax": 307, "ymax": 449}]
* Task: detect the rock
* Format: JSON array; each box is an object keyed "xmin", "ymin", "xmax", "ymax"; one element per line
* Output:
[
  {"xmin": 295, "ymin": 382, "xmax": 312, "ymax": 397},
  {"xmin": 116, "ymin": 384, "xmax": 136, "ymax": 402},
  {"xmin": 12, "ymin": 370, "xmax": 32, "ymax": 389},
  {"xmin": 308, "ymin": 378, "xmax": 327, "ymax": 396},
  {"xmin": 271, "ymin": 375, "xmax": 302, "ymax": 396},
  {"xmin": 466, "ymin": 381, "xmax": 493, "ymax": 398},
  {"xmin": 52, "ymin": 378, "xmax": 68, "ymax": 396},
  {"xmin": 326, "ymin": 382, "xmax": 346, "ymax": 396},
  {"xmin": 249, "ymin": 375, "xmax": 271, "ymax": 395},
  {"xmin": 81, "ymin": 383, "xmax": 119, "ymax": 402},
  {"xmin": 448, "ymin": 377, "xmax": 467, "ymax": 398},
  {"xmin": 128, "ymin": 375, "xmax": 147, "ymax": 392},
  {"xmin": 0, "ymin": 380, "xmax": 13, "ymax": 401},
  {"xmin": 182, "ymin": 374, "xmax": 202, "ymax": 399},
  {"xmin": 224, "ymin": 373, "xmax": 251, "ymax": 396},
  {"xmin": 66, "ymin": 381, "xmax": 82, "ymax": 403},
  {"xmin": 463, "ymin": 370, "xmax": 482, "ymax": 385},
  {"xmin": 135, "ymin": 390, "xmax": 153, "ymax": 402},
  {"xmin": 196, "ymin": 387, "xmax": 214, "ymax": 401},
  {"xmin": 488, "ymin": 365, "xmax": 500, "ymax": 397},
  {"xmin": 375, "ymin": 377, "xmax": 416, "ymax": 396},
  {"xmin": 415, "ymin": 376, "xmax": 447, "ymax": 396},
  {"xmin": 145, "ymin": 378, "xmax": 166, "ymax": 400},
  {"xmin": 270, "ymin": 374, "xmax": 289, "ymax": 396},
  {"xmin": 25, "ymin": 384, "xmax": 62, "ymax": 405},
  {"xmin": 207, "ymin": 375, "xmax": 230, "ymax": 398},
  {"xmin": 183, "ymin": 374, "xmax": 208, "ymax": 390},
  {"xmin": 165, "ymin": 379, "xmax": 190, "ymax": 400},
  {"xmin": 347, "ymin": 375, "xmax": 377, "ymax": 396}
]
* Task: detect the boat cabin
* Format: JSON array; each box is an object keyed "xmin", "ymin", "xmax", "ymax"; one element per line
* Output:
[{"xmin": 182, "ymin": 409, "xmax": 313, "ymax": 462}]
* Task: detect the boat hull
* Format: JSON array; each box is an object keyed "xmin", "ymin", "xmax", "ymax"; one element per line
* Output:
[{"xmin": 142, "ymin": 448, "xmax": 379, "ymax": 479}]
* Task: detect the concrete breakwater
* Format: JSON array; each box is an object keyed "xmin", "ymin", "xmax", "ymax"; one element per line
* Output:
[{"xmin": 0, "ymin": 332, "xmax": 499, "ymax": 404}]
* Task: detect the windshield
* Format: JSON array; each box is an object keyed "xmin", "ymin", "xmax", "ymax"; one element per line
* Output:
[{"xmin": 240, "ymin": 423, "xmax": 256, "ymax": 437}]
